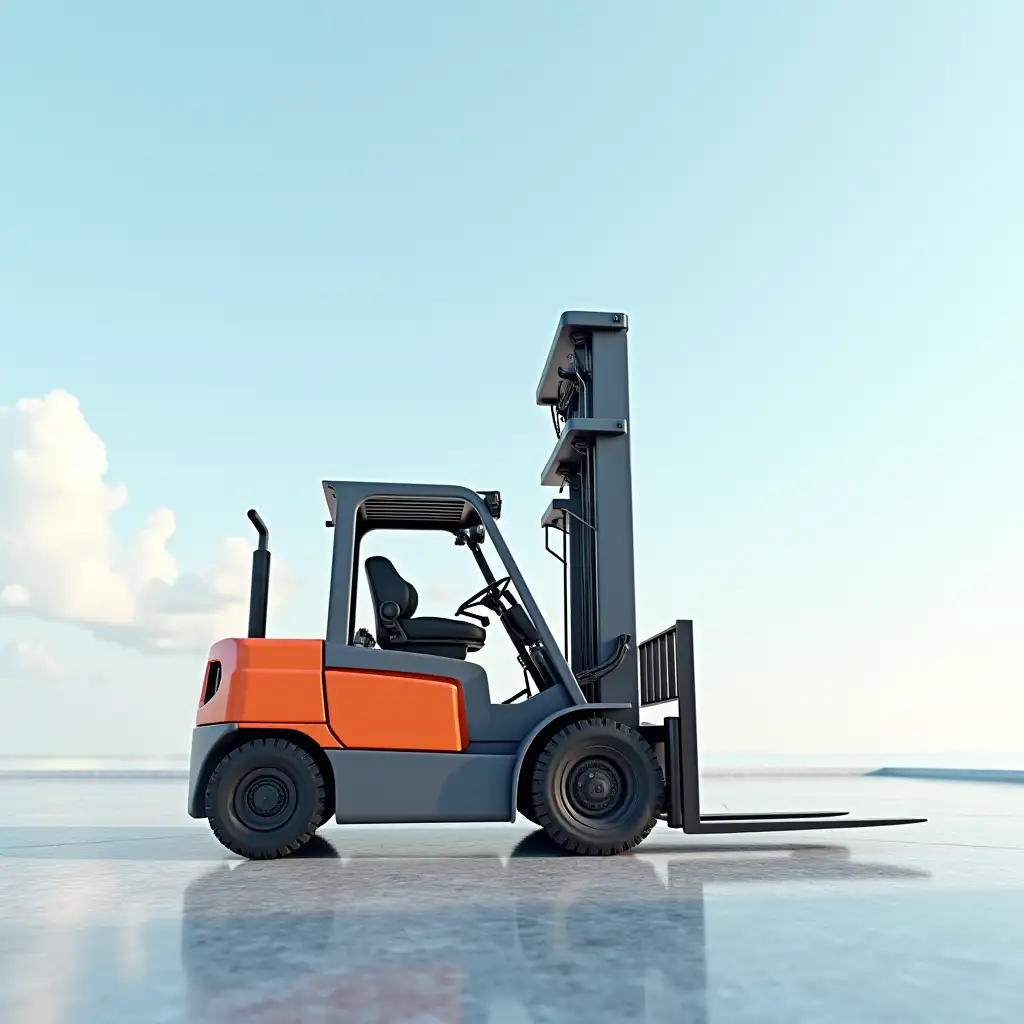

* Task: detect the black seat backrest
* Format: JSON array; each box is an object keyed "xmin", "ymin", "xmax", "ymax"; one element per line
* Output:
[{"xmin": 364, "ymin": 556, "xmax": 419, "ymax": 622}]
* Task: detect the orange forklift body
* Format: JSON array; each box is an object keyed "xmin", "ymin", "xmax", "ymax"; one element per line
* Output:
[{"xmin": 196, "ymin": 638, "xmax": 471, "ymax": 754}]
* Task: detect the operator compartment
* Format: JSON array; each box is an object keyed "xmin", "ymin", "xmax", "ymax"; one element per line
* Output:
[{"xmin": 195, "ymin": 638, "xmax": 326, "ymax": 727}]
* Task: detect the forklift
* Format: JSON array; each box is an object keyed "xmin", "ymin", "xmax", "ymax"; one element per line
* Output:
[{"xmin": 187, "ymin": 311, "xmax": 925, "ymax": 858}]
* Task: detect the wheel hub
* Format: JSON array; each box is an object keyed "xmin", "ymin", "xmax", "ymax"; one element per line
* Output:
[
  {"xmin": 248, "ymin": 778, "xmax": 288, "ymax": 816},
  {"xmin": 233, "ymin": 767, "xmax": 298, "ymax": 832},
  {"xmin": 569, "ymin": 758, "xmax": 623, "ymax": 815}
]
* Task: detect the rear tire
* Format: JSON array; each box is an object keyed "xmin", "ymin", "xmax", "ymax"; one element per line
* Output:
[
  {"xmin": 530, "ymin": 718, "xmax": 663, "ymax": 855},
  {"xmin": 205, "ymin": 737, "xmax": 326, "ymax": 859}
]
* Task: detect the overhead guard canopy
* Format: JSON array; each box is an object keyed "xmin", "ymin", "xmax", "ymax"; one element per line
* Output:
[{"xmin": 322, "ymin": 482, "xmax": 502, "ymax": 532}]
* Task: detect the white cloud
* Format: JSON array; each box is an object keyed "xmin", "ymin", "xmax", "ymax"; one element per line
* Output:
[
  {"xmin": 0, "ymin": 638, "xmax": 63, "ymax": 682},
  {"xmin": 0, "ymin": 584, "xmax": 31, "ymax": 608},
  {"xmin": 0, "ymin": 390, "xmax": 277, "ymax": 654}
]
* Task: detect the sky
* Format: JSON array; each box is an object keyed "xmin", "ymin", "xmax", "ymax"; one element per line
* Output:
[{"xmin": 1, "ymin": 1, "xmax": 1022, "ymax": 759}]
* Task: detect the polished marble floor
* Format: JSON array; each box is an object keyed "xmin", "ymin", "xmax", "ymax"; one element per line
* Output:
[{"xmin": 0, "ymin": 772, "xmax": 1022, "ymax": 1023}]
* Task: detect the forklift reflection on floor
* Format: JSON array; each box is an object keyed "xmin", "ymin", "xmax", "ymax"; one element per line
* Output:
[
  {"xmin": 186, "ymin": 311, "xmax": 924, "ymax": 858},
  {"xmin": 180, "ymin": 836, "xmax": 929, "ymax": 1024}
]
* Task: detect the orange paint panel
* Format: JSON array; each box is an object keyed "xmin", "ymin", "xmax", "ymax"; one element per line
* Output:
[
  {"xmin": 325, "ymin": 669, "xmax": 467, "ymax": 752},
  {"xmin": 196, "ymin": 638, "xmax": 326, "ymax": 727},
  {"xmin": 233, "ymin": 638, "xmax": 323, "ymax": 672}
]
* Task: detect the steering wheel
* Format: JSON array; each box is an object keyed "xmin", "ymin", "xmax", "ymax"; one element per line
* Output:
[{"xmin": 455, "ymin": 576, "xmax": 512, "ymax": 619}]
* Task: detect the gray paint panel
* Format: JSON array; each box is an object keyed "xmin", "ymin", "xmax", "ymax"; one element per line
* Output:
[
  {"xmin": 466, "ymin": 741, "xmax": 519, "ymax": 754},
  {"xmin": 479, "ymin": 684, "xmax": 570, "ymax": 741},
  {"xmin": 325, "ymin": 482, "xmax": 360, "ymax": 646},
  {"xmin": 327, "ymin": 749, "xmax": 515, "ymax": 823},
  {"xmin": 324, "ymin": 641, "xmax": 488, "ymax": 688},
  {"xmin": 187, "ymin": 723, "xmax": 237, "ymax": 818}
]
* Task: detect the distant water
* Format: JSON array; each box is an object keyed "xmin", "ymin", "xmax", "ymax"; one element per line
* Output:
[
  {"xmin": 0, "ymin": 752, "xmax": 1019, "ymax": 777},
  {"xmin": 0, "ymin": 756, "xmax": 189, "ymax": 777},
  {"xmin": 700, "ymin": 752, "xmax": 1024, "ymax": 771}
]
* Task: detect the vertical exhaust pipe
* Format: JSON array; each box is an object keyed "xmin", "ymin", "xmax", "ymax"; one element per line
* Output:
[{"xmin": 246, "ymin": 509, "xmax": 270, "ymax": 639}]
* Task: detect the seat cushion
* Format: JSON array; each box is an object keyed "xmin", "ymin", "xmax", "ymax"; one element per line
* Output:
[{"xmin": 399, "ymin": 616, "xmax": 486, "ymax": 645}]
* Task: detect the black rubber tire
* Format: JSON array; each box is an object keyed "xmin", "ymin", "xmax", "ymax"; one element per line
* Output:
[
  {"xmin": 204, "ymin": 738, "xmax": 326, "ymax": 859},
  {"xmin": 530, "ymin": 718, "xmax": 663, "ymax": 855}
]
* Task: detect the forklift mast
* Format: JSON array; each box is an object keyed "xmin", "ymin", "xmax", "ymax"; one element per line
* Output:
[{"xmin": 537, "ymin": 312, "xmax": 640, "ymax": 720}]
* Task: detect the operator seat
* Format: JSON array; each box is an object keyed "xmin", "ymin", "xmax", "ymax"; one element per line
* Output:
[{"xmin": 364, "ymin": 556, "xmax": 486, "ymax": 661}]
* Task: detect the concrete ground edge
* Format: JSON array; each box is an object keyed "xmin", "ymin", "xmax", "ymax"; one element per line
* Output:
[{"xmin": 1, "ymin": 766, "xmax": 1022, "ymax": 781}]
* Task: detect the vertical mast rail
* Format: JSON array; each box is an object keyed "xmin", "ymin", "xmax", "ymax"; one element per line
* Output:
[{"xmin": 536, "ymin": 312, "xmax": 639, "ymax": 723}]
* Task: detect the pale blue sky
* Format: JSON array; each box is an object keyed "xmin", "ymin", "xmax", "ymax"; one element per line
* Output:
[{"xmin": 1, "ymin": 2, "xmax": 1021, "ymax": 757}]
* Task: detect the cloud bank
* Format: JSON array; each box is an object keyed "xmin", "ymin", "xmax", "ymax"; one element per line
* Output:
[
  {"xmin": 0, "ymin": 390, "xmax": 259, "ymax": 654},
  {"xmin": 0, "ymin": 638, "xmax": 64, "ymax": 682}
]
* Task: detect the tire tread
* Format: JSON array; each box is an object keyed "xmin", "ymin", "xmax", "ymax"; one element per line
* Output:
[
  {"xmin": 204, "ymin": 737, "xmax": 326, "ymax": 859},
  {"xmin": 530, "ymin": 717, "xmax": 663, "ymax": 856}
]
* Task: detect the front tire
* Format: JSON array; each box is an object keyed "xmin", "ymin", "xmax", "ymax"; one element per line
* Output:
[
  {"xmin": 205, "ymin": 738, "xmax": 326, "ymax": 859},
  {"xmin": 531, "ymin": 718, "xmax": 663, "ymax": 855}
]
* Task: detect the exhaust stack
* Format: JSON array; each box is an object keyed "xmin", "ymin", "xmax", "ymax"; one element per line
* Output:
[{"xmin": 246, "ymin": 509, "xmax": 270, "ymax": 639}]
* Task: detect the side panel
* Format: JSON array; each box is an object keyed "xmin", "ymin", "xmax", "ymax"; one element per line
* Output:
[
  {"xmin": 327, "ymin": 749, "xmax": 515, "ymax": 823},
  {"xmin": 324, "ymin": 669, "xmax": 467, "ymax": 752},
  {"xmin": 476, "ymin": 685, "xmax": 570, "ymax": 743},
  {"xmin": 196, "ymin": 638, "xmax": 326, "ymax": 727},
  {"xmin": 187, "ymin": 723, "xmax": 237, "ymax": 817}
]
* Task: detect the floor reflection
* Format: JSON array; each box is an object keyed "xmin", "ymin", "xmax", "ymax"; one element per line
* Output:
[{"xmin": 180, "ymin": 832, "xmax": 928, "ymax": 1024}]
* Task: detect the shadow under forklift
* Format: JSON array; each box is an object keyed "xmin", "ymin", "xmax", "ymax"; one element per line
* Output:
[{"xmin": 186, "ymin": 311, "xmax": 925, "ymax": 858}]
